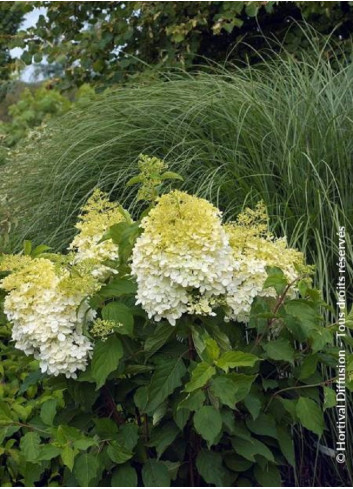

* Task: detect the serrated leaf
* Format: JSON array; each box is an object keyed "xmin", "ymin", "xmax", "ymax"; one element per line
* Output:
[
  {"xmin": 107, "ymin": 441, "xmax": 133, "ymax": 464},
  {"xmin": 148, "ymin": 422, "xmax": 179, "ymax": 459},
  {"xmin": 244, "ymin": 393, "xmax": 262, "ymax": 419},
  {"xmin": 263, "ymin": 338, "xmax": 295, "ymax": 364},
  {"xmin": 296, "ymin": 397, "xmax": 324, "ymax": 436},
  {"xmin": 142, "ymin": 459, "xmax": 170, "ymax": 487},
  {"xmin": 111, "ymin": 465, "xmax": 138, "ymax": 487},
  {"xmin": 285, "ymin": 300, "xmax": 319, "ymax": 340},
  {"xmin": 61, "ymin": 445, "xmax": 76, "ymax": 471},
  {"xmin": 323, "ymin": 386, "xmax": 336, "ymax": 410},
  {"xmin": 178, "ymin": 389, "xmax": 206, "ymax": 411},
  {"xmin": 196, "ymin": 450, "xmax": 228, "ymax": 486},
  {"xmin": 232, "ymin": 436, "xmax": 275, "ymax": 462},
  {"xmin": 146, "ymin": 356, "xmax": 186, "ymax": 412},
  {"xmin": 246, "ymin": 413, "xmax": 277, "ymax": 438},
  {"xmin": 184, "ymin": 362, "xmax": 216, "ymax": 392},
  {"xmin": 73, "ymin": 452, "xmax": 99, "ymax": 486},
  {"xmin": 144, "ymin": 322, "xmax": 175, "ymax": 357},
  {"xmin": 254, "ymin": 462, "xmax": 282, "ymax": 486},
  {"xmin": 20, "ymin": 432, "xmax": 41, "ymax": 462},
  {"xmin": 102, "ymin": 302, "xmax": 134, "ymax": 336},
  {"xmin": 280, "ymin": 398, "xmax": 298, "ymax": 421},
  {"xmin": 40, "ymin": 399, "xmax": 57, "ymax": 426},
  {"xmin": 277, "ymin": 426, "xmax": 295, "ymax": 467},
  {"xmin": 36, "ymin": 445, "xmax": 61, "ymax": 461},
  {"xmin": 91, "ymin": 334, "xmax": 123, "ymax": 388},
  {"xmin": 216, "ymin": 351, "xmax": 259, "ymax": 372},
  {"xmin": 263, "ymin": 267, "xmax": 288, "ymax": 294},
  {"xmin": 193, "ymin": 406, "xmax": 222, "ymax": 446},
  {"xmin": 299, "ymin": 354, "xmax": 319, "ymax": 380},
  {"xmin": 209, "ymin": 375, "xmax": 239, "ymax": 408},
  {"xmin": 98, "ymin": 277, "xmax": 137, "ymax": 298},
  {"xmin": 116, "ymin": 423, "xmax": 139, "ymax": 452}
]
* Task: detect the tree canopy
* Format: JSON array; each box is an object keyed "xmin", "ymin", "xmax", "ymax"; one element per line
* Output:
[{"xmin": 8, "ymin": 1, "xmax": 353, "ymax": 88}]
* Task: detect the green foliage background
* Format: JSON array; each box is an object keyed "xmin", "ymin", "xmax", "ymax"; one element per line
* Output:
[{"xmin": 9, "ymin": 1, "xmax": 353, "ymax": 88}]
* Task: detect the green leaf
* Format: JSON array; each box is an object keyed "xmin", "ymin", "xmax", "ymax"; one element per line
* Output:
[
  {"xmin": 209, "ymin": 375, "xmax": 239, "ymax": 408},
  {"xmin": 107, "ymin": 441, "xmax": 133, "ymax": 464},
  {"xmin": 145, "ymin": 322, "xmax": 175, "ymax": 357},
  {"xmin": 108, "ymin": 221, "xmax": 131, "ymax": 244},
  {"xmin": 36, "ymin": 445, "xmax": 61, "ymax": 461},
  {"xmin": 246, "ymin": 413, "xmax": 277, "ymax": 438},
  {"xmin": 227, "ymin": 373, "xmax": 257, "ymax": 403},
  {"xmin": 148, "ymin": 422, "xmax": 179, "ymax": 459},
  {"xmin": 73, "ymin": 438, "xmax": 97, "ymax": 450},
  {"xmin": 232, "ymin": 436, "xmax": 275, "ymax": 462},
  {"xmin": 160, "ymin": 171, "xmax": 183, "ymax": 181},
  {"xmin": 245, "ymin": 2, "xmax": 259, "ymax": 17},
  {"xmin": 21, "ymin": 462, "xmax": 44, "ymax": 486},
  {"xmin": 142, "ymin": 459, "xmax": 171, "ymax": 487},
  {"xmin": 126, "ymin": 175, "xmax": 143, "ymax": 186},
  {"xmin": 280, "ymin": 398, "xmax": 298, "ymax": 421},
  {"xmin": 32, "ymin": 244, "xmax": 51, "ymax": 257},
  {"xmin": 244, "ymin": 393, "xmax": 262, "ymax": 419},
  {"xmin": 254, "ymin": 463, "xmax": 282, "ymax": 486},
  {"xmin": 111, "ymin": 465, "xmax": 138, "ymax": 487},
  {"xmin": 311, "ymin": 328, "xmax": 333, "ymax": 353},
  {"xmin": 193, "ymin": 406, "xmax": 222, "ymax": 446},
  {"xmin": 61, "ymin": 445, "xmax": 76, "ymax": 471},
  {"xmin": 277, "ymin": 426, "xmax": 295, "ymax": 467},
  {"xmin": 73, "ymin": 453, "xmax": 99, "ymax": 486},
  {"xmin": 296, "ymin": 397, "xmax": 324, "ymax": 436},
  {"xmin": 40, "ymin": 399, "xmax": 57, "ymax": 426},
  {"xmin": 178, "ymin": 389, "xmax": 206, "ymax": 411},
  {"xmin": 116, "ymin": 423, "xmax": 139, "ymax": 452},
  {"xmin": 18, "ymin": 370, "xmax": 45, "ymax": 395},
  {"xmin": 263, "ymin": 266, "xmax": 288, "ymax": 294},
  {"xmin": 263, "ymin": 338, "xmax": 295, "ymax": 364},
  {"xmin": 102, "ymin": 302, "xmax": 134, "ymax": 336},
  {"xmin": 98, "ymin": 277, "xmax": 137, "ymax": 298},
  {"xmin": 323, "ymin": 386, "xmax": 336, "ymax": 410},
  {"xmin": 146, "ymin": 356, "xmax": 186, "ymax": 412},
  {"xmin": 20, "ymin": 431, "xmax": 41, "ymax": 462},
  {"xmin": 299, "ymin": 354, "xmax": 318, "ymax": 380},
  {"xmin": 173, "ymin": 407, "xmax": 189, "ymax": 430},
  {"xmin": 196, "ymin": 450, "xmax": 228, "ymax": 486},
  {"xmin": 224, "ymin": 453, "xmax": 253, "ymax": 472},
  {"xmin": 285, "ymin": 300, "xmax": 319, "ymax": 340},
  {"xmin": 216, "ymin": 351, "xmax": 259, "ymax": 372},
  {"xmin": 184, "ymin": 362, "xmax": 216, "ymax": 392},
  {"xmin": 91, "ymin": 334, "xmax": 124, "ymax": 388},
  {"xmin": 23, "ymin": 239, "xmax": 32, "ymax": 255}
]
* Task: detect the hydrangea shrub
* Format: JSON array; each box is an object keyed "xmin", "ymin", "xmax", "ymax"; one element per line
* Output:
[{"xmin": 0, "ymin": 156, "xmax": 349, "ymax": 486}]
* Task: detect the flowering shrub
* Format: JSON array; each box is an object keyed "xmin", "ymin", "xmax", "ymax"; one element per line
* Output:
[{"xmin": 0, "ymin": 156, "xmax": 350, "ymax": 486}]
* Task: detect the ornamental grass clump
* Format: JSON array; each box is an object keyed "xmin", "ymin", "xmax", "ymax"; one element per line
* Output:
[{"xmin": 0, "ymin": 157, "xmax": 349, "ymax": 487}]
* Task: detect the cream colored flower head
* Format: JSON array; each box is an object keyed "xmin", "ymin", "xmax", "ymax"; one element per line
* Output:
[
  {"xmin": 69, "ymin": 189, "xmax": 125, "ymax": 278},
  {"xmin": 131, "ymin": 190, "xmax": 234, "ymax": 325},
  {"xmin": 0, "ymin": 254, "xmax": 98, "ymax": 378}
]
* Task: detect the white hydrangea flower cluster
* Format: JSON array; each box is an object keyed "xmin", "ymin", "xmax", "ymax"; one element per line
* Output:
[
  {"xmin": 132, "ymin": 195, "xmax": 308, "ymax": 325},
  {"xmin": 69, "ymin": 189, "xmax": 125, "ymax": 279},
  {"xmin": 223, "ymin": 203, "xmax": 308, "ymax": 322},
  {"xmin": 0, "ymin": 190, "xmax": 124, "ymax": 378},
  {"xmin": 0, "ymin": 256, "xmax": 99, "ymax": 378},
  {"xmin": 131, "ymin": 191, "xmax": 234, "ymax": 325}
]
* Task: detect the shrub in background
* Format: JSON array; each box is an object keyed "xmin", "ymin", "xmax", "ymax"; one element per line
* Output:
[
  {"xmin": 0, "ymin": 83, "xmax": 97, "ymax": 148},
  {"xmin": 0, "ymin": 160, "xmax": 350, "ymax": 486}
]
